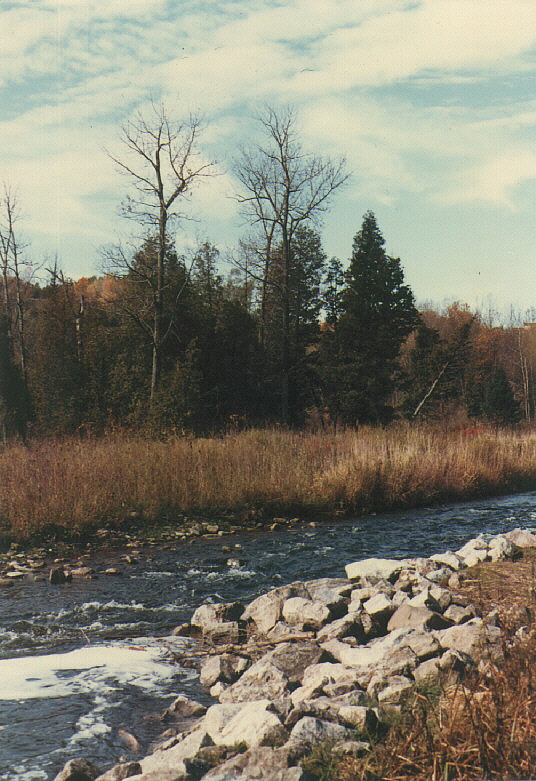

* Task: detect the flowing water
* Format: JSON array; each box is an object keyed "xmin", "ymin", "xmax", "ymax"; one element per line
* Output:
[{"xmin": 1, "ymin": 492, "xmax": 535, "ymax": 780}]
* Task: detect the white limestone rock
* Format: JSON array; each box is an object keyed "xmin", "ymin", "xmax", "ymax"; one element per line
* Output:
[{"xmin": 345, "ymin": 558, "xmax": 403, "ymax": 583}]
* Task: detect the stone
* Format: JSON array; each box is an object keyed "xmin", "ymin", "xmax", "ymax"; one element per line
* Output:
[
  {"xmin": 488, "ymin": 536, "xmax": 521, "ymax": 562},
  {"xmin": 305, "ymin": 577, "xmax": 352, "ymax": 609},
  {"xmin": 289, "ymin": 716, "xmax": 354, "ymax": 746},
  {"xmin": 443, "ymin": 604, "xmax": 476, "ymax": 624},
  {"xmin": 336, "ymin": 705, "xmax": 379, "ymax": 732},
  {"xmin": 335, "ymin": 740, "xmax": 370, "ymax": 757},
  {"xmin": 402, "ymin": 630, "xmax": 441, "ymax": 661},
  {"xmin": 505, "ymin": 528, "xmax": 536, "ymax": 547},
  {"xmin": 203, "ymin": 703, "xmax": 244, "ymax": 737},
  {"xmin": 200, "ymin": 654, "xmax": 249, "ymax": 687},
  {"xmin": 162, "ymin": 695, "xmax": 207, "ymax": 720},
  {"xmin": 213, "ymin": 700, "xmax": 288, "ymax": 748},
  {"xmin": 207, "ymin": 622, "xmax": 241, "ymax": 645},
  {"xmin": 49, "ymin": 566, "xmax": 72, "ymax": 585},
  {"xmin": 345, "ymin": 558, "xmax": 403, "ymax": 583},
  {"xmin": 262, "ymin": 641, "xmax": 323, "ymax": 684},
  {"xmin": 219, "ymin": 659, "xmax": 290, "ymax": 703},
  {"xmin": 70, "ymin": 566, "xmax": 94, "ymax": 576},
  {"xmin": 95, "ymin": 763, "xmax": 142, "ymax": 781},
  {"xmin": 242, "ymin": 583, "xmax": 309, "ymax": 634},
  {"xmin": 202, "ymin": 746, "xmax": 303, "ymax": 780},
  {"xmin": 435, "ymin": 618, "xmax": 503, "ymax": 662},
  {"xmin": 363, "ymin": 593, "xmax": 395, "ymax": 620},
  {"xmin": 387, "ymin": 604, "xmax": 452, "ymax": 632},
  {"xmin": 428, "ymin": 586, "xmax": 452, "ymax": 612},
  {"xmin": 456, "ymin": 538, "xmax": 488, "ymax": 557},
  {"xmin": 54, "ymin": 758, "xmax": 101, "ymax": 781},
  {"xmin": 264, "ymin": 622, "xmax": 312, "ymax": 642},
  {"xmin": 425, "ymin": 567, "xmax": 454, "ymax": 584},
  {"xmin": 407, "ymin": 588, "xmax": 441, "ymax": 611},
  {"xmin": 413, "ymin": 657, "xmax": 441, "ymax": 683},
  {"xmin": 375, "ymin": 675, "xmax": 414, "ymax": 704},
  {"xmin": 140, "ymin": 729, "xmax": 214, "ymax": 775},
  {"xmin": 463, "ymin": 549, "xmax": 489, "ymax": 567},
  {"xmin": 190, "ymin": 602, "xmax": 244, "ymax": 632},
  {"xmin": 316, "ymin": 612, "xmax": 364, "ymax": 643},
  {"xmin": 430, "ymin": 552, "xmax": 464, "ymax": 570},
  {"xmin": 281, "ymin": 597, "xmax": 331, "ymax": 631}
]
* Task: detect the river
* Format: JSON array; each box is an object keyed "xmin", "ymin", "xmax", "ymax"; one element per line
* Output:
[{"xmin": 1, "ymin": 491, "xmax": 535, "ymax": 780}]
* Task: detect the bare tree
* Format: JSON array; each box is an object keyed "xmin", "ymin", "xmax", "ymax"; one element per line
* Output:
[
  {"xmin": 107, "ymin": 103, "xmax": 214, "ymax": 404},
  {"xmin": 0, "ymin": 184, "xmax": 31, "ymax": 386},
  {"xmin": 234, "ymin": 106, "xmax": 349, "ymax": 424}
]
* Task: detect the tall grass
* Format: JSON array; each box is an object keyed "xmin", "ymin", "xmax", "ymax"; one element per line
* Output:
[{"xmin": 2, "ymin": 424, "xmax": 536, "ymax": 540}]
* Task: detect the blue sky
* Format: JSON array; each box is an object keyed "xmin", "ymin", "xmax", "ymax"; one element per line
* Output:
[{"xmin": 1, "ymin": 0, "xmax": 535, "ymax": 315}]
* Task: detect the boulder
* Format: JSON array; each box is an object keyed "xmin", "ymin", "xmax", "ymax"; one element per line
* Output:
[
  {"xmin": 305, "ymin": 577, "xmax": 352, "ymax": 611},
  {"xmin": 190, "ymin": 602, "xmax": 244, "ymax": 632},
  {"xmin": 316, "ymin": 612, "xmax": 364, "ymax": 643},
  {"xmin": 345, "ymin": 558, "xmax": 403, "ymax": 583},
  {"xmin": 363, "ymin": 593, "xmax": 395, "ymax": 620},
  {"xmin": 289, "ymin": 716, "xmax": 354, "ymax": 746},
  {"xmin": 203, "ymin": 703, "xmax": 244, "ymax": 737},
  {"xmin": 463, "ymin": 549, "xmax": 489, "ymax": 567},
  {"xmin": 487, "ymin": 536, "xmax": 521, "ymax": 562},
  {"xmin": 413, "ymin": 657, "xmax": 441, "ymax": 683},
  {"xmin": 434, "ymin": 618, "xmax": 503, "ymax": 662},
  {"xmin": 140, "ymin": 729, "xmax": 214, "ymax": 776},
  {"xmin": 162, "ymin": 694, "xmax": 207, "ymax": 720},
  {"xmin": 402, "ymin": 630, "xmax": 441, "ymax": 661},
  {"xmin": 95, "ymin": 763, "xmax": 142, "ymax": 781},
  {"xmin": 264, "ymin": 622, "xmax": 312, "ymax": 642},
  {"xmin": 387, "ymin": 604, "xmax": 452, "ymax": 633},
  {"xmin": 200, "ymin": 654, "xmax": 249, "ymax": 688},
  {"xmin": 262, "ymin": 641, "xmax": 323, "ymax": 684},
  {"xmin": 54, "ymin": 759, "xmax": 101, "ymax": 781},
  {"xmin": 370, "ymin": 675, "xmax": 414, "ymax": 704},
  {"xmin": 443, "ymin": 604, "xmax": 476, "ymax": 624},
  {"xmin": 49, "ymin": 566, "xmax": 72, "ymax": 585},
  {"xmin": 429, "ymin": 552, "xmax": 464, "ymax": 570},
  {"xmin": 213, "ymin": 700, "xmax": 288, "ymax": 748},
  {"xmin": 219, "ymin": 659, "xmax": 290, "ymax": 703},
  {"xmin": 242, "ymin": 583, "xmax": 309, "ymax": 634},
  {"xmin": 202, "ymin": 746, "xmax": 305, "ymax": 781},
  {"xmin": 281, "ymin": 597, "xmax": 331, "ymax": 631},
  {"xmin": 505, "ymin": 528, "xmax": 536, "ymax": 547}
]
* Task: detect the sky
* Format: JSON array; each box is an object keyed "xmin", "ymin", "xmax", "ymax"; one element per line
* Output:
[{"xmin": 0, "ymin": 0, "xmax": 535, "ymax": 316}]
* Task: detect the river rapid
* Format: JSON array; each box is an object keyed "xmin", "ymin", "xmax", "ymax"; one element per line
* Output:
[{"xmin": 1, "ymin": 492, "xmax": 536, "ymax": 780}]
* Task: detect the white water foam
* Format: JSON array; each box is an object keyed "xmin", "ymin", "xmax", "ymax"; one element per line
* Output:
[{"xmin": 0, "ymin": 642, "xmax": 178, "ymax": 701}]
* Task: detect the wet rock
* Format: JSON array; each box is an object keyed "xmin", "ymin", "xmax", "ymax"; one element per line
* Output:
[
  {"xmin": 162, "ymin": 695, "xmax": 207, "ymax": 720},
  {"xmin": 104, "ymin": 568, "xmax": 122, "ymax": 576},
  {"xmin": 70, "ymin": 566, "xmax": 94, "ymax": 576},
  {"xmin": 49, "ymin": 566, "xmax": 72, "ymax": 584},
  {"xmin": 242, "ymin": 582, "xmax": 309, "ymax": 634},
  {"xmin": 190, "ymin": 602, "xmax": 244, "ymax": 633},
  {"xmin": 54, "ymin": 758, "xmax": 101, "ymax": 781}
]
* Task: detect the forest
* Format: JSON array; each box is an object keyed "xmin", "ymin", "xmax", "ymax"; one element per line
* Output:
[{"xmin": 0, "ymin": 106, "xmax": 532, "ymax": 442}]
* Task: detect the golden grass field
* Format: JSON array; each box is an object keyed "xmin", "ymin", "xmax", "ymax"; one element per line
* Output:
[{"xmin": 2, "ymin": 424, "xmax": 536, "ymax": 539}]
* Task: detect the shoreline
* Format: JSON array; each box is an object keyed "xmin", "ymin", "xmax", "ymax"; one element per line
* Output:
[{"xmin": 51, "ymin": 527, "xmax": 536, "ymax": 781}]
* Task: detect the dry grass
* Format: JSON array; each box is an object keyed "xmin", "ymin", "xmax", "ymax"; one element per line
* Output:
[
  {"xmin": 338, "ymin": 634, "xmax": 536, "ymax": 780},
  {"xmin": 335, "ymin": 554, "xmax": 536, "ymax": 781},
  {"xmin": 2, "ymin": 424, "xmax": 536, "ymax": 540}
]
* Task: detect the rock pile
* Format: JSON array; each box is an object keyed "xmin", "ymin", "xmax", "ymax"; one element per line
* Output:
[{"xmin": 56, "ymin": 528, "xmax": 536, "ymax": 781}]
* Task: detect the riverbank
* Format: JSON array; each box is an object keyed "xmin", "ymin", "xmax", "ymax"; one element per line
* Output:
[
  {"xmin": 53, "ymin": 527, "xmax": 536, "ymax": 781},
  {"xmin": 2, "ymin": 425, "xmax": 536, "ymax": 544}
]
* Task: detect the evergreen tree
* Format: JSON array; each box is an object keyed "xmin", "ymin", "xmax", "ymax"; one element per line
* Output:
[{"xmin": 320, "ymin": 212, "xmax": 418, "ymax": 425}]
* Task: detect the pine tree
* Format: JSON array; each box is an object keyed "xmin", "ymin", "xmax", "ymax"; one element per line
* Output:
[{"xmin": 320, "ymin": 212, "xmax": 418, "ymax": 425}]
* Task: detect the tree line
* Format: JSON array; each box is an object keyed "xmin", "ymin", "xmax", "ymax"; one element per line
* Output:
[{"xmin": 0, "ymin": 105, "xmax": 531, "ymax": 439}]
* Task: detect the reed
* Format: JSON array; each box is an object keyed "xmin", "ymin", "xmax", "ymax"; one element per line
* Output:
[{"xmin": 2, "ymin": 424, "xmax": 536, "ymax": 540}]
